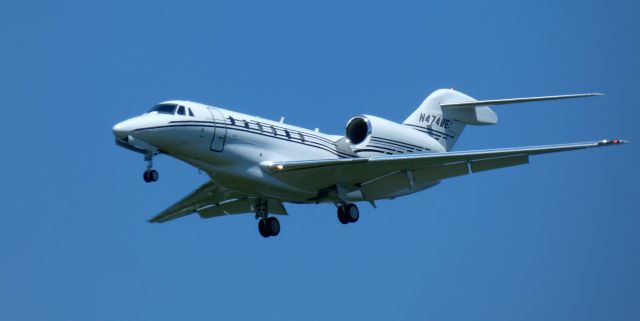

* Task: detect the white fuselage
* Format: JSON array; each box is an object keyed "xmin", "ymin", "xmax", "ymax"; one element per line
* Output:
[{"xmin": 113, "ymin": 100, "xmax": 445, "ymax": 204}]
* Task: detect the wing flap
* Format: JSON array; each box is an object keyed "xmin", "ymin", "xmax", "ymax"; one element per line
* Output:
[
  {"xmin": 148, "ymin": 180, "xmax": 245, "ymax": 223},
  {"xmin": 470, "ymin": 155, "xmax": 529, "ymax": 173},
  {"xmin": 359, "ymin": 162, "xmax": 470, "ymax": 200},
  {"xmin": 199, "ymin": 199, "xmax": 253, "ymax": 218},
  {"xmin": 415, "ymin": 161, "xmax": 470, "ymax": 180},
  {"xmin": 198, "ymin": 199, "xmax": 288, "ymax": 219}
]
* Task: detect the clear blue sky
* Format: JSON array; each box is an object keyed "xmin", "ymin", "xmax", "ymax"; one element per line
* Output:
[{"xmin": 1, "ymin": 1, "xmax": 638, "ymax": 320}]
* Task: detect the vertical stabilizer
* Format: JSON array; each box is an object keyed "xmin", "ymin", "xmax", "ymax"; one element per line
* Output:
[{"xmin": 403, "ymin": 89, "xmax": 497, "ymax": 151}]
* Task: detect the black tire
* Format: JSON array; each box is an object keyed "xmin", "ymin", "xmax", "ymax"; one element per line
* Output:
[
  {"xmin": 346, "ymin": 203, "xmax": 359, "ymax": 223},
  {"xmin": 337, "ymin": 206, "xmax": 350, "ymax": 224},
  {"xmin": 143, "ymin": 171, "xmax": 150, "ymax": 183},
  {"xmin": 149, "ymin": 170, "xmax": 159, "ymax": 182},
  {"xmin": 267, "ymin": 217, "xmax": 280, "ymax": 236},
  {"xmin": 258, "ymin": 219, "xmax": 270, "ymax": 238}
]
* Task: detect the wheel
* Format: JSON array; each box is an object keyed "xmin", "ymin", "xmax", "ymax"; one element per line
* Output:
[
  {"xmin": 266, "ymin": 217, "xmax": 280, "ymax": 236},
  {"xmin": 149, "ymin": 170, "xmax": 159, "ymax": 182},
  {"xmin": 337, "ymin": 206, "xmax": 350, "ymax": 224},
  {"xmin": 258, "ymin": 219, "xmax": 270, "ymax": 238},
  {"xmin": 345, "ymin": 203, "xmax": 359, "ymax": 223},
  {"xmin": 143, "ymin": 170, "xmax": 150, "ymax": 183}
]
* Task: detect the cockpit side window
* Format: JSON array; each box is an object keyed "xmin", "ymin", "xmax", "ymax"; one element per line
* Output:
[
  {"xmin": 177, "ymin": 106, "xmax": 186, "ymax": 115},
  {"xmin": 188, "ymin": 108, "xmax": 194, "ymax": 117},
  {"xmin": 147, "ymin": 104, "xmax": 177, "ymax": 114}
]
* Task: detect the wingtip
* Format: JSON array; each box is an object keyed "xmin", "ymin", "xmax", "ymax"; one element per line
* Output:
[{"xmin": 598, "ymin": 139, "xmax": 628, "ymax": 146}]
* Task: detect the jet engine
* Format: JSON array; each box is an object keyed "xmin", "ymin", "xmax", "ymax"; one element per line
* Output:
[{"xmin": 344, "ymin": 115, "xmax": 442, "ymax": 156}]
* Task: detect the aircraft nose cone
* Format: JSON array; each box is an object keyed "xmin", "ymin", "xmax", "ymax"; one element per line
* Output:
[{"xmin": 112, "ymin": 121, "xmax": 130, "ymax": 139}]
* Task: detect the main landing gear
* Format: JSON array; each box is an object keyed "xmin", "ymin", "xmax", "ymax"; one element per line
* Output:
[
  {"xmin": 258, "ymin": 217, "xmax": 280, "ymax": 238},
  {"xmin": 255, "ymin": 199, "xmax": 280, "ymax": 238},
  {"xmin": 254, "ymin": 199, "xmax": 361, "ymax": 237},
  {"xmin": 143, "ymin": 154, "xmax": 159, "ymax": 183},
  {"xmin": 337, "ymin": 203, "xmax": 359, "ymax": 224}
]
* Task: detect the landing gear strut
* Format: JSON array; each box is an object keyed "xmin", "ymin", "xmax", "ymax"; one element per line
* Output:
[
  {"xmin": 143, "ymin": 154, "xmax": 159, "ymax": 183},
  {"xmin": 255, "ymin": 199, "xmax": 280, "ymax": 238},
  {"xmin": 337, "ymin": 203, "xmax": 359, "ymax": 224}
]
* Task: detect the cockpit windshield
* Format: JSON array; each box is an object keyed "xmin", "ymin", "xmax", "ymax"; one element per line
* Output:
[{"xmin": 147, "ymin": 104, "xmax": 177, "ymax": 114}]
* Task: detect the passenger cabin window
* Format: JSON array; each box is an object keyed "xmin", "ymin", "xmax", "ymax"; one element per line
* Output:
[
  {"xmin": 285, "ymin": 130, "xmax": 291, "ymax": 139},
  {"xmin": 228, "ymin": 117, "xmax": 235, "ymax": 126},
  {"xmin": 177, "ymin": 106, "xmax": 185, "ymax": 115},
  {"xmin": 188, "ymin": 108, "xmax": 194, "ymax": 117},
  {"xmin": 257, "ymin": 123, "xmax": 263, "ymax": 132},
  {"xmin": 244, "ymin": 121, "xmax": 250, "ymax": 129},
  {"xmin": 299, "ymin": 133, "xmax": 305, "ymax": 142},
  {"xmin": 271, "ymin": 126, "xmax": 276, "ymax": 135},
  {"xmin": 147, "ymin": 104, "xmax": 177, "ymax": 115}
]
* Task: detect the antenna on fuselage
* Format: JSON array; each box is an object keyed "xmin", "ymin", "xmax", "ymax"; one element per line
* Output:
[{"xmin": 279, "ymin": 117, "xmax": 285, "ymax": 123}]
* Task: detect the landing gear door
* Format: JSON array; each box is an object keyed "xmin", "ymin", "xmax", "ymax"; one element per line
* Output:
[{"xmin": 208, "ymin": 108, "xmax": 227, "ymax": 152}]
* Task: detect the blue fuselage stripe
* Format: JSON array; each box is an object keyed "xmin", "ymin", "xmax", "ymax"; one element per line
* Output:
[{"xmin": 135, "ymin": 122, "xmax": 352, "ymax": 158}]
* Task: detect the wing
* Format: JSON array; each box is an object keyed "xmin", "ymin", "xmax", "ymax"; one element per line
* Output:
[
  {"xmin": 263, "ymin": 139, "xmax": 626, "ymax": 198},
  {"xmin": 148, "ymin": 180, "xmax": 287, "ymax": 223}
]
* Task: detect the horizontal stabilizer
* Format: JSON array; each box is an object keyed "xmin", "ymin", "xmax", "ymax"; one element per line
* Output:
[{"xmin": 440, "ymin": 93, "xmax": 602, "ymax": 108}]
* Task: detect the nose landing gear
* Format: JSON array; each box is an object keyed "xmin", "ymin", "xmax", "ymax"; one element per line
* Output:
[
  {"xmin": 143, "ymin": 169, "xmax": 159, "ymax": 183},
  {"xmin": 143, "ymin": 154, "xmax": 159, "ymax": 183}
]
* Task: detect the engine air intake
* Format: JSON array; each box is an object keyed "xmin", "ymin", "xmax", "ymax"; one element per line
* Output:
[{"xmin": 346, "ymin": 117, "xmax": 370, "ymax": 145}]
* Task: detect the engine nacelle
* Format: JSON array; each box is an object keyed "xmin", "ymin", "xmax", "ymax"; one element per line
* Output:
[{"xmin": 345, "ymin": 115, "xmax": 444, "ymax": 156}]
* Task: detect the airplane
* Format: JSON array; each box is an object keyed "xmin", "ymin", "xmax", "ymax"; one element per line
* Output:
[{"xmin": 112, "ymin": 88, "xmax": 627, "ymax": 238}]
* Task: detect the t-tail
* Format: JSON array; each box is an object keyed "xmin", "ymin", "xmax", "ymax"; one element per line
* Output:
[{"xmin": 403, "ymin": 88, "xmax": 602, "ymax": 151}]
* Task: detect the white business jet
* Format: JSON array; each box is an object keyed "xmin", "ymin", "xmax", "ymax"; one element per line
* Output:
[{"xmin": 112, "ymin": 89, "xmax": 626, "ymax": 238}]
